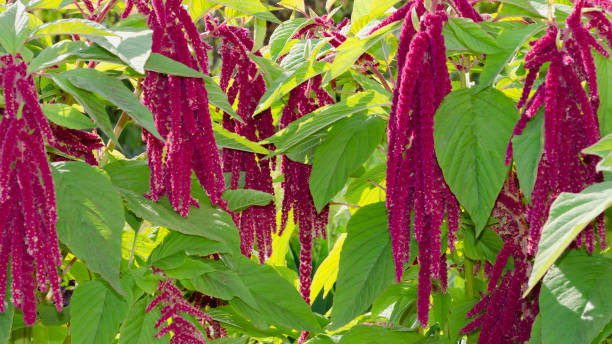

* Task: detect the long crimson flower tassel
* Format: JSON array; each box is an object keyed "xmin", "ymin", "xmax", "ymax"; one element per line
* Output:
[
  {"xmin": 507, "ymin": 0, "xmax": 609, "ymax": 253},
  {"xmin": 140, "ymin": 0, "xmax": 226, "ymax": 217},
  {"xmin": 0, "ymin": 54, "xmax": 63, "ymax": 325},
  {"xmin": 381, "ymin": 1, "xmax": 461, "ymax": 326},
  {"xmin": 205, "ymin": 19, "xmax": 277, "ymax": 263},
  {"xmin": 461, "ymin": 175, "xmax": 539, "ymax": 343}
]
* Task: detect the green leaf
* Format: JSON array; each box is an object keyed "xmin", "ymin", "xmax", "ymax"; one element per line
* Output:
[
  {"xmin": 248, "ymin": 53, "xmax": 285, "ymax": 88},
  {"xmin": 233, "ymin": 256, "xmax": 321, "ymax": 332},
  {"xmin": 86, "ymin": 29, "xmax": 152, "ymax": 74},
  {"xmin": 0, "ymin": 301, "xmax": 13, "ymax": 343},
  {"xmin": 119, "ymin": 297, "xmax": 167, "ymax": 344},
  {"xmin": 338, "ymin": 325, "xmax": 421, "ymax": 344},
  {"xmin": 310, "ymin": 114, "xmax": 386, "ymax": 211},
  {"xmin": 525, "ymin": 182, "xmax": 612, "ymax": 296},
  {"xmin": 310, "ymin": 233, "xmax": 346, "ymax": 301},
  {"xmin": 513, "ymin": 109, "xmax": 544, "ymax": 202},
  {"xmin": 434, "ymin": 88, "xmax": 519, "ymax": 235},
  {"xmin": 205, "ymin": 0, "xmax": 280, "ymax": 23},
  {"xmin": 595, "ymin": 54, "xmax": 612, "ymax": 136},
  {"xmin": 0, "ymin": 2, "xmax": 30, "ymax": 54},
  {"xmin": 38, "ymin": 304, "xmax": 70, "ymax": 326},
  {"xmin": 213, "ymin": 122, "xmax": 269, "ymax": 154},
  {"xmin": 144, "ymin": 52, "xmax": 205, "ymax": 77},
  {"xmin": 463, "ymin": 227, "xmax": 504, "ymax": 263},
  {"xmin": 149, "ymin": 231, "xmax": 229, "ymax": 264},
  {"xmin": 476, "ymin": 23, "xmax": 546, "ymax": 91},
  {"xmin": 583, "ymin": 133, "xmax": 612, "ymax": 158},
  {"xmin": 205, "ymin": 76, "xmax": 242, "ymax": 123},
  {"xmin": 541, "ymin": 251, "xmax": 612, "ymax": 344},
  {"xmin": 41, "ymin": 103, "xmax": 94, "ymax": 130},
  {"xmin": 322, "ymin": 22, "xmax": 400, "ymax": 85},
  {"xmin": 209, "ymin": 338, "xmax": 248, "ymax": 344},
  {"xmin": 330, "ymin": 202, "xmax": 395, "ymax": 329},
  {"xmin": 266, "ymin": 91, "xmax": 390, "ymax": 155},
  {"xmin": 104, "ymin": 160, "xmax": 240, "ymax": 251},
  {"xmin": 47, "ymin": 73, "xmax": 121, "ymax": 148},
  {"xmin": 71, "ymin": 280, "xmax": 129, "ymax": 344},
  {"xmin": 252, "ymin": 18, "xmax": 266, "ymax": 52},
  {"xmin": 52, "ymin": 161, "xmax": 125, "ymax": 295},
  {"xmin": 447, "ymin": 18, "xmax": 501, "ymax": 54},
  {"xmin": 27, "ymin": 40, "xmax": 86, "ymax": 73},
  {"xmin": 268, "ymin": 18, "xmax": 309, "ymax": 60},
  {"xmin": 254, "ymin": 60, "xmax": 329, "ymax": 115},
  {"xmin": 30, "ymin": 19, "xmax": 114, "ymax": 38},
  {"xmin": 222, "ymin": 189, "xmax": 274, "ymax": 212},
  {"xmin": 60, "ymin": 68, "xmax": 162, "ymax": 141}
]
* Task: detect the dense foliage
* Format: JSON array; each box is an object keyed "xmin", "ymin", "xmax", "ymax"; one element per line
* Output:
[{"xmin": 0, "ymin": 0, "xmax": 611, "ymax": 343}]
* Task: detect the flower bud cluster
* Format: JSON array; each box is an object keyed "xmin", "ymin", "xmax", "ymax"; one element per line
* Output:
[
  {"xmin": 0, "ymin": 54, "xmax": 64, "ymax": 325},
  {"xmin": 139, "ymin": 0, "xmax": 226, "ymax": 217}
]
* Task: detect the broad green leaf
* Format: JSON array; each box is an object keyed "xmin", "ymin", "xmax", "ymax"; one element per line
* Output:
[
  {"xmin": 595, "ymin": 54, "xmax": 612, "ymax": 136},
  {"xmin": 284, "ymin": 129, "xmax": 327, "ymax": 164},
  {"xmin": 30, "ymin": 19, "xmax": 114, "ymax": 38},
  {"xmin": 253, "ymin": 17, "xmax": 266, "ymax": 52},
  {"xmin": 254, "ymin": 60, "xmax": 329, "ymax": 114},
  {"xmin": 213, "ymin": 122, "xmax": 269, "ymax": 154},
  {"xmin": 0, "ymin": 300, "xmax": 13, "ymax": 343},
  {"xmin": 338, "ymin": 325, "xmax": 421, "ymax": 344},
  {"xmin": 104, "ymin": 160, "xmax": 240, "ymax": 251},
  {"xmin": 434, "ymin": 88, "xmax": 519, "ymax": 234},
  {"xmin": 513, "ymin": 109, "xmax": 544, "ymax": 202},
  {"xmin": 310, "ymin": 114, "xmax": 386, "ymax": 211},
  {"xmin": 447, "ymin": 18, "xmax": 501, "ymax": 54},
  {"xmin": 119, "ymin": 297, "xmax": 167, "ymax": 344},
  {"xmin": 268, "ymin": 18, "xmax": 309, "ymax": 60},
  {"xmin": 52, "ymin": 161, "xmax": 125, "ymax": 295},
  {"xmin": 476, "ymin": 23, "xmax": 546, "ymax": 91},
  {"xmin": 463, "ymin": 227, "xmax": 504, "ymax": 263},
  {"xmin": 86, "ymin": 29, "xmax": 152, "ymax": 74},
  {"xmin": 37, "ymin": 304, "xmax": 70, "ymax": 326},
  {"xmin": 185, "ymin": 0, "xmax": 218, "ymax": 20},
  {"xmin": 26, "ymin": 0, "xmax": 70, "ymax": 9},
  {"xmin": 27, "ymin": 40, "xmax": 86, "ymax": 73},
  {"xmin": 31, "ymin": 324, "xmax": 67, "ymax": 344},
  {"xmin": 160, "ymin": 256, "xmax": 216, "ymax": 279},
  {"xmin": 185, "ymin": 261, "xmax": 257, "ymax": 306},
  {"xmin": 248, "ymin": 53, "xmax": 284, "ymax": 87},
  {"xmin": 205, "ymin": 76, "xmax": 241, "ymax": 123},
  {"xmin": 149, "ymin": 231, "xmax": 229, "ymax": 264},
  {"xmin": 48, "ymin": 74, "xmax": 120, "ymax": 148},
  {"xmin": 206, "ymin": 0, "xmax": 280, "ymax": 23},
  {"xmin": 209, "ymin": 338, "xmax": 248, "ymax": 344},
  {"xmin": 60, "ymin": 68, "xmax": 162, "ymax": 141},
  {"xmin": 541, "ymin": 251, "xmax": 612, "ymax": 344},
  {"xmin": 350, "ymin": 0, "xmax": 399, "ymax": 33},
  {"xmin": 322, "ymin": 22, "xmax": 401, "ymax": 85},
  {"xmin": 278, "ymin": 0, "xmax": 305, "ymax": 11},
  {"xmin": 266, "ymin": 91, "xmax": 390, "ymax": 154},
  {"xmin": 71, "ymin": 280, "xmax": 129, "ymax": 344},
  {"xmin": 144, "ymin": 52, "xmax": 205, "ymax": 78},
  {"xmin": 222, "ymin": 189, "xmax": 274, "ymax": 212},
  {"xmin": 448, "ymin": 298, "xmax": 478, "ymax": 343},
  {"xmin": 583, "ymin": 133, "xmax": 612, "ymax": 158},
  {"xmin": 330, "ymin": 202, "xmax": 395, "ymax": 329},
  {"xmin": 41, "ymin": 103, "xmax": 94, "ymax": 130},
  {"xmin": 525, "ymin": 182, "xmax": 612, "ymax": 296},
  {"xmin": 0, "ymin": 2, "xmax": 30, "ymax": 54},
  {"xmin": 310, "ymin": 233, "xmax": 346, "ymax": 302},
  {"xmin": 234, "ymin": 256, "xmax": 321, "ymax": 332}
]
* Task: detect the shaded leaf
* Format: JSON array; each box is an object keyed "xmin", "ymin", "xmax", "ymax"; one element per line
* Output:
[
  {"xmin": 41, "ymin": 103, "xmax": 94, "ymax": 130},
  {"xmin": 222, "ymin": 189, "xmax": 274, "ymax": 212},
  {"xmin": 119, "ymin": 297, "xmax": 167, "ymax": 344},
  {"xmin": 513, "ymin": 109, "xmax": 544, "ymax": 202}
]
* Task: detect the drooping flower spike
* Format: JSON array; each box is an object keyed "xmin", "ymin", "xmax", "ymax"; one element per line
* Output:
[
  {"xmin": 49, "ymin": 123, "xmax": 103, "ymax": 165},
  {"xmin": 138, "ymin": 0, "xmax": 227, "ymax": 217},
  {"xmin": 0, "ymin": 54, "xmax": 64, "ymax": 325},
  {"xmin": 460, "ymin": 174, "xmax": 540, "ymax": 344},
  {"xmin": 147, "ymin": 280, "xmax": 216, "ymax": 344},
  {"xmin": 376, "ymin": 0, "xmax": 465, "ymax": 326},
  {"xmin": 204, "ymin": 17, "xmax": 277, "ymax": 263},
  {"xmin": 507, "ymin": 0, "xmax": 609, "ymax": 253}
]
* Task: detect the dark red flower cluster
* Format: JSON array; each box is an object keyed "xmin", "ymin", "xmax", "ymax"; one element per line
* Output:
[
  {"xmin": 137, "ymin": 0, "xmax": 226, "ymax": 217},
  {"xmin": 49, "ymin": 123, "xmax": 103, "ymax": 165},
  {"xmin": 378, "ymin": 1, "xmax": 462, "ymax": 326},
  {"xmin": 461, "ymin": 175, "xmax": 539, "ymax": 343},
  {"xmin": 507, "ymin": 0, "xmax": 611, "ymax": 253},
  {"xmin": 280, "ymin": 78, "xmax": 332, "ymax": 307},
  {"xmin": 205, "ymin": 18, "xmax": 277, "ymax": 263},
  {"xmin": 0, "ymin": 54, "xmax": 63, "ymax": 325},
  {"xmin": 147, "ymin": 280, "xmax": 216, "ymax": 344}
]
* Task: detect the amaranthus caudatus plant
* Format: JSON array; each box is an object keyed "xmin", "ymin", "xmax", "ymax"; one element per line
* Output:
[
  {"xmin": 0, "ymin": 54, "xmax": 64, "ymax": 325},
  {"xmin": 136, "ymin": 0, "xmax": 227, "ymax": 217},
  {"xmin": 205, "ymin": 17, "xmax": 278, "ymax": 263},
  {"xmin": 507, "ymin": 0, "xmax": 611, "ymax": 253}
]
